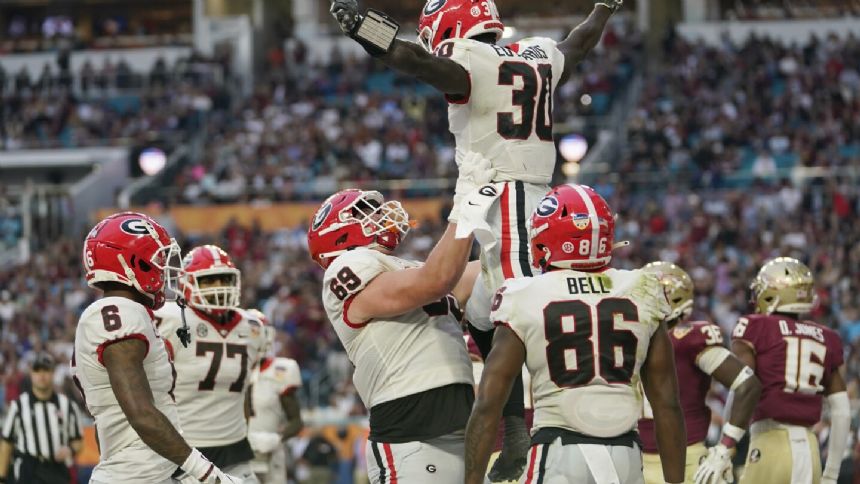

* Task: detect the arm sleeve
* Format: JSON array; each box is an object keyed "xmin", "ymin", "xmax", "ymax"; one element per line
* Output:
[
  {"xmin": 153, "ymin": 307, "xmax": 183, "ymax": 358},
  {"xmin": 825, "ymin": 329, "xmax": 845, "ymax": 371},
  {"xmin": 86, "ymin": 301, "xmax": 156, "ymax": 366},
  {"xmin": 692, "ymin": 322, "xmax": 731, "ymax": 374},
  {"xmin": 322, "ymin": 250, "xmax": 388, "ymax": 329},
  {"xmin": 490, "ymin": 280, "xmax": 527, "ymax": 344},
  {"xmin": 1, "ymin": 400, "xmax": 17, "ymax": 442},
  {"xmin": 434, "ymin": 39, "xmax": 475, "ymax": 104},
  {"xmin": 272, "ymin": 358, "xmax": 303, "ymax": 395},
  {"xmin": 731, "ymin": 315, "xmax": 760, "ymax": 350}
]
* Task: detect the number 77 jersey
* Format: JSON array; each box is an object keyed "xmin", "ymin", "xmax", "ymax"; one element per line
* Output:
[
  {"xmin": 436, "ymin": 37, "xmax": 565, "ymax": 185},
  {"xmin": 732, "ymin": 314, "xmax": 844, "ymax": 427},
  {"xmin": 490, "ymin": 268, "xmax": 672, "ymax": 438}
]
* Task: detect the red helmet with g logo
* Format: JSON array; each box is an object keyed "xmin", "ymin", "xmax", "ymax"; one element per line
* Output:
[
  {"xmin": 529, "ymin": 184, "xmax": 616, "ymax": 272},
  {"xmin": 307, "ymin": 189, "xmax": 411, "ymax": 269},
  {"xmin": 180, "ymin": 245, "xmax": 241, "ymax": 315},
  {"xmin": 83, "ymin": 212, "xmax": 182, "ymax": 309},
  {"xmin": 417, "ymin": 0, "xmax": 505, "ymax": 52}
]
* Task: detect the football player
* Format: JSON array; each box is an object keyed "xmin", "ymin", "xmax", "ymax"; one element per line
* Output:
[
  {"xmin": 464, "ymin": 184, "xmax": 687, "ymax": 484},
  {"xmin": 155, "ymin": 245, "xmax": 263, "ymax": 483},
  {"xmin": 73, "ymin": 213, "xmax": 239, "ymax": 483},
  {"xmin": 308, "ymin": 188, "xmax": 478, "ymax": 484},
  {"xmin": 329, "ymin": 0, "xmax": 621, "ymax": 476},
  {"xmin": 728, "ymin": 258, "xmax": 849, "ymax": 484},
  {"xmin": 635, "ymin": 262, "xmax": 761, "ymax": 484},
  {"xmin": 247, "ymin": 309, "xmax": 304, "ymax": 484}
]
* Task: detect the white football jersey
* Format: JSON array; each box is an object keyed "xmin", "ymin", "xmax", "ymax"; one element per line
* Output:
[
  {"xmin": 490, "ymin": 268, "xmax": 671, "ymax": 438},
  {"xmin": 437, "ymin": 37, "xmax": 566, "ymax": 185},
  {"xmin": 155, "ymin": 302, "xmax": 263, "ymax": 447},
  {"xmin": 248, "ymin": 357, "xmax": 302, "ymax": 434},
  {"xmin": 322, "ymin": 248, "xmax": 474, "ymax": 408},
  {"xmin": 72, "ymin": 297, "xmax": 180, "ymax": 483}
]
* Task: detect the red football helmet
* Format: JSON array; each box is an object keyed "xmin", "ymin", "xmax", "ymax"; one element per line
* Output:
[
  {"xmin": 180, "ymin": 245, "xmax": 241, "ymax": 315},
  {"xmin": 529, "ymin": 184, "xmax": 617, "ymax": 271},
  {"xmin": 307, "ymin": 189, "xmax": 411, "ymax": 269},
  {"xmin": 417, "ymin": 0, "xmax": 505, "ymax": 52},
  {"xmin": 83, "ymin": 212, "xmax": 182, "ymax": 309}
]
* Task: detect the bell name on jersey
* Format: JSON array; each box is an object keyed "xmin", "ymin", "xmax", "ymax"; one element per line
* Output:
[
  {"xmin": 73, "ymin": 297, "xmax": 180, "ymax": 484},
  {"xmin": 490, "ymin": 268, "xmax": 672, "ymax": 438},
  {"xmin": 322, "ymin": 248, "xmax": 474, "ymax": 408},
  {"xmin": 154, "ymin": 302, "xmax": 265, "ymax": 447}
]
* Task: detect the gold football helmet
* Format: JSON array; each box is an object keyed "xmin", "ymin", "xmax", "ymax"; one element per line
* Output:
[
  {"xmin": 750, "ymin": 257, "xmax": 816, "ymax": 315},
  {"xmin": 642, "ymin": 261, "xmax": 694, "ymax": 326}
]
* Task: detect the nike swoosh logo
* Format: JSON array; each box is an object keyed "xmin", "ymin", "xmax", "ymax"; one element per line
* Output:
[{"xmin": 468, "ymin": 201, "xmax": 479, "ymax": 206}]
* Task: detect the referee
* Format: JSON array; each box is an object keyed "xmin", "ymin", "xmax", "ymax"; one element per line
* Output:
[{"xmin": 0, "ymin": 353, "xmax": 83, "ymax": 484}]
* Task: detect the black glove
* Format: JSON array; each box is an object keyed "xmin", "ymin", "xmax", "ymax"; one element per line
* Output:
[{"xmin": 330, "ymin": 0, "xmax": 362, "ymax": 36}]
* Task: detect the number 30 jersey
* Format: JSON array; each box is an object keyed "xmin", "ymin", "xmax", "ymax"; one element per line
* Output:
[
  {"xmin": 322, "ymin": 248, "xmax": 474, "ymax": 408},
  {"xmin": 155, "ymin": 302, "xmax": 264, "ymax": 447},
  {"xmin": 490, "ymin": 268, "xmax": 672, "ymax": 438},
  {"xmin": 732, "ymin": 314, "xmax": 843, "ymax": 427},
  {"xmin": 73, "ymin": 297, "xmax": 180, "ymax": 483},
  {"xmin": 436, "ymin": 37, "xmax": 565, "ymax": 185}
]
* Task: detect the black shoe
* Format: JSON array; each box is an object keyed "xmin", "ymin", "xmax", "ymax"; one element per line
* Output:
[{"xmin": 487, "ymin": 454, "xmax": 527, "ymax": 482}]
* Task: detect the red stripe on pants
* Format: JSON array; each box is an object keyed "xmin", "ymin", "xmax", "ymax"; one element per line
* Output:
[
  {"xmin": 524, "ymin": 445, "xmax": 539, "ymax": 483},
  {"xmin": 500, "ymin": 183, "xmax": 514, "ymax": 279},
  {"xmin": 383, "ymin": 443, "xmax": 398, "ymax": 484}
]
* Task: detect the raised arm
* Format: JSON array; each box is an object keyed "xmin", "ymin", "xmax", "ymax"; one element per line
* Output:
[
  {"xmin": 556, "ymin": 2, "xmax": 619, "ymax": 84},
  {"xmin": 348, "ymin": 224, "xmax": 474, "ymax": 322},
  {"xmin": 464, "ymin": 326, "xmax": 526, "ymax": 484},
  {"xmin": 641, "ymin": 323, "xmax": 686, "ymax": 484}
]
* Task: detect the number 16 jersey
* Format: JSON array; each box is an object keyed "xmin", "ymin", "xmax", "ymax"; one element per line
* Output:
[
  {"xmin": 490, "ymin": 268, "xmax": 671, "ymax": 438},
  {"xmin": 437, "ymin": 37, "xmax": 565, "ymax": 185}
]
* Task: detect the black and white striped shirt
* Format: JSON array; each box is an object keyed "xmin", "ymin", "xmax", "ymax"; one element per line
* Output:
[{"xmin": 1, "ymin": 391, "xmax": 83, "ymax": 461}]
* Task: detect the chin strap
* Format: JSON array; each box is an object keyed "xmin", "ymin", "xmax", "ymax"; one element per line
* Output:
[{"xmin": 176, "ymin": 296, "xmax": 192, "ymax": 348}]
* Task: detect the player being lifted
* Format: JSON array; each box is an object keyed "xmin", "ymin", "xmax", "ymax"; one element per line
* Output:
[
  {"xmin": 728, "ymin": 258, "xmax": 848, "ymax": 484},
  {"xmin": 635, "ymin": 262, "xmax": 761, "ymax": 484},
  {"xmin": 464, "ymin": 184, "xmax": 687, "ymax": 484},
  {"xmin": 73, "ymin": 213, "xmax": 239, "ymax": 483},
  {"xmin": 246, "ymin": 309, "xmax": 304, "ymax": 484},
  {"xmin": 329, "ymin": 0, "xmax": 621, "ymax": 477},
  {"xmin": 308, "ymin": 185, "xmax": 481, "ymax": 484},
  {"xmin": 155, "ymin": 245, "xmax": 264, "ymax": 483}
]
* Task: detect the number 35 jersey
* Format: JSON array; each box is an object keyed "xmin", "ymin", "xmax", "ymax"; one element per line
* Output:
[
  {"xmin": 322, "ymin": 248, "xmax": 474, "ymax": 408},
  {"xmin": 155, "ymin": 302, "xmax": 264, "ymax": 447},
  {"xmin": 732, "ymin": 314, "xmax": 843, "ymax": 427},
  {"xmin": 490, "ymin": 268, "xmax": 671, "ymax": 438},
  {"xmin": 436, "ymin": 37, "xmax": 565, "ymax": 185}
]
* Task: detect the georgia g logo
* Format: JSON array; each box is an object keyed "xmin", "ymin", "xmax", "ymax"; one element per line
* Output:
[
  {"xmin": 423, "ymin": 0, "xmax": 447, "ymax": 15},
  {"xmin": 535, "ymin": 196, "xmax": 559, "ymax": 217},
  {"xmin": 120, "ymin": 218, "xmax": 153, "ymax": 236},
  {"xmin": 312, "ymin": 203, "xmax": 333, "ymax": 231}
]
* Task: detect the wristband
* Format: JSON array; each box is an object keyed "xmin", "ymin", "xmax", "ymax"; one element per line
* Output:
[{"xmin": 720, "ymin": 422, "xmax": 746, "ymax": 448}]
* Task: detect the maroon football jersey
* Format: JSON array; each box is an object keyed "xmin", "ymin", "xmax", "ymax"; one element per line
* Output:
[
  {"xmin": 732, "ymin": 314, "xmax": 844, "ymax": 427},
  {"xmin": 639, "ymin": 321, "xmax": 726, "ymax": 453}
]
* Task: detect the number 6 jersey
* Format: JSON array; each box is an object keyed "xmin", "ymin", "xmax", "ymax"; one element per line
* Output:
[
  {"xmin": 436, "ymin": 37, "xmax": 565, "ymax": 185},
  {"xmin": 490, "ymin": 268, "xmax": 672, "ymax": 438},
  {"xmin": 732, "ymin": 314, "xmax": 843, "ymax": 427}
]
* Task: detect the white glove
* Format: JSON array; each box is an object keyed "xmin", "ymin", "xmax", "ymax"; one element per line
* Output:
[
  {"xmin": 693, "ymin": 444, "xmax": 734, "ymax": 484},
  {"xmin": 249, "ymin": 431, "xmax": 282, "ymax": 454},
  {"xmin": 449, "ymin": 151, "xmax": 496, "ymax": 223},
  {"xmin": 180, "ymin": 448, "xmax": 241, "ymax": 483}
]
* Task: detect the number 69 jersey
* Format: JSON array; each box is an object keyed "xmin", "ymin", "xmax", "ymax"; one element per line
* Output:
[
  {"xmin": 490, "ymin": 268, "xmax": 672, "ymax": 438},
  {"xmin": 436, "ymin": 37, "xmax": 565, "ymax": 185},
  {"xmin": 731, "ymin": 314, "xmax": 843, "ymax": 427},
  {"xmin": 72, "ymin": 297, "xmax": 180, "ymax": 484},
  {"xmin": 154, "ymin": 302, "xmax": 264, "ymax": 447}
]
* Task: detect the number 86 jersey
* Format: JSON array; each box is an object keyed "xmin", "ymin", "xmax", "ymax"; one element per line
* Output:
[
  {"xmin": 490, "ymin": 268, "xmax": 672, "ymax": 438},
  {"xmin": 436, "ymin": 37, "xmax": 565, "ymax": 185}
]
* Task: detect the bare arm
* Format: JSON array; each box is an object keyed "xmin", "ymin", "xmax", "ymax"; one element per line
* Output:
[
  {"xmin": 349, "ymin": 225, "xmax": 474, "ymax": 321},
  {"xmin": 464, "ymin": 326, "xmax": 526, "ymax": 484},
  {"xmin": 103, "ymin": 339, "xmax": 191, "ymax": 465},
  {"xmin": 0, "ymin": 440, "xmax": 11, "ymax": 481},
  {"xmin": 378, "ymin": 39, "xmax": 470, "ymax": 95},
  {"xmin": 641, "ymin": 323, "xmax": 686, "ymax": 483},
  {"xmin": 279, "ymin": 393, "xmax": 304, "ymax": 440},
  {"xmin": 710, "ymin": 355, "xmax": 761, "ymax": 430},
  {"xmin": 556, "ymin": 5, "xmax": 614, "ymax": 84}
]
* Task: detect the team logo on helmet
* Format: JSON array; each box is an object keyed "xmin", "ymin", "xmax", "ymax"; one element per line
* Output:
[
  {"xmin": 312, "ymin": 203, "xmax": 333, "ymax": 231},
  {"xmin": 572, "ymin": 213, "xmax": 590, "ymax": 230},
  {"xmin": 423, "ymin": 0, "xmax": 447, "ymax": 15},
  {"xmin": 120, "ymin": 218, "xmax": 153, "ymax": 236},
  {"xmin": 470, "ymin": 5, "xmax": 481, "ymax": 16},
  {"xmin": 562, "ymin": 241, "xmax": 575, "ymax": 253},
  {"xmin": 535, "ymin": 196, "xmax": 559, "ymax": 217}
]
